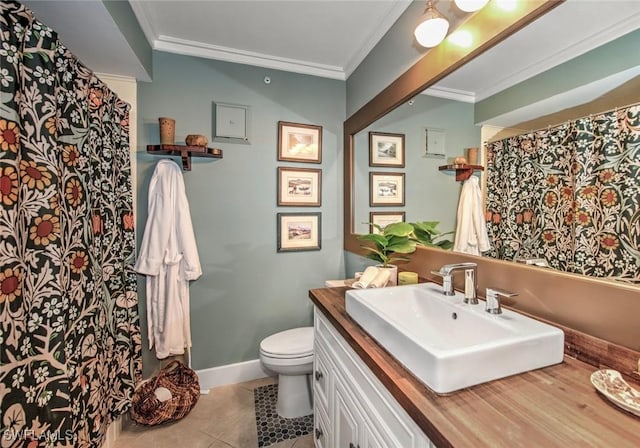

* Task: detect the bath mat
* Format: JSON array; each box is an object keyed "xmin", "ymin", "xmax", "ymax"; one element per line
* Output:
[{"xmin": 254, "ymin": 384, "xmax": 313, "ymax": 447}]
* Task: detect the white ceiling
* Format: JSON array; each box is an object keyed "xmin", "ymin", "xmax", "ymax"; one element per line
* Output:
[
  {"xmin": 19, "ymin": 0, "xmax": 640, "ymax": 124},
  {"xmin": 130, "ymin": 0, "xmax": 414, "ymax": 80}
]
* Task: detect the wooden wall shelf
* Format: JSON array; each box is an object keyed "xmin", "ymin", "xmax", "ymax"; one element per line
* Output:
[
  {"xmin": 438, "ymin": 163, "xmax": 484, "ymax": 181},
  {"xmin": 147, "ymin": 144, "xmax": 223, "ymax": 171}
]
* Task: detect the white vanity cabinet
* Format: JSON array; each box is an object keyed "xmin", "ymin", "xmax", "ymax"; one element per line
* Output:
[{"xmin": 313, "ymin": 307, "xmax": 433, "ymax": 448}]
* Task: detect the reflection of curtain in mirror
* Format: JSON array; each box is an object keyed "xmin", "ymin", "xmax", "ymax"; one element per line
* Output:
[
  {"xmin": 485, "ymin": 105, "xmax": 640, "ymax": 283},
  {"xmin": 0, "ymin": 1, "xmax": 142, "ymax": 446}
]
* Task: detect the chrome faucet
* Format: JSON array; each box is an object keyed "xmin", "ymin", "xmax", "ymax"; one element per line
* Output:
[
  {"xmin": 485, "ymin": 287, "xmax": 518, "ymax": 314},
  {"xmin": 430, "ymin": 262, "xmax": 478, "ymax": 304}
]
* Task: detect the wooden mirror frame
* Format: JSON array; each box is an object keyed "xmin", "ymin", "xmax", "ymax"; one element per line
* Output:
[
  {"xmin": 344, "ymin": 0, "xmax": 562, "ymax": 251},
  {"xmin": 342, "ymin": 0, "xmax": 640, "ymax": 356}
]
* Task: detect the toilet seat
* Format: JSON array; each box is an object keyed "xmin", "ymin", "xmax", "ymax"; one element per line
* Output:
[
  {"xmin": 260, "ymin": 352, "xmax": 314, "ymax": 368},
  {"xmin": 260, "ymin": 327, "xmax": 313, "ymax": 359}
]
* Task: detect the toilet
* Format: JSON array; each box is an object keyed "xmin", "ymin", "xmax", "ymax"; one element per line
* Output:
[{"xmin": 259, "ymin": 327, "xmax": 314, "ymax": 418}]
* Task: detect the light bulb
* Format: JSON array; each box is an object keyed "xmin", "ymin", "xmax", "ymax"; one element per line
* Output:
[
  {"xmin": 448, "ymin": 30, "xmax": 473, "ymax": 48},
  {"xmin": 414, "ymin": 17, "xmax": 450, "ymax": 48},
  {"xmin": 496, "ymin": 0, "xmax": 518, "ymax": 11},
  {"xmin": 454, "ymin": 0, "xmax": 490, "ymax": 12}
]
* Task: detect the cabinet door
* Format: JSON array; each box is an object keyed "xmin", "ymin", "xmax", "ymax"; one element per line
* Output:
[
  {"xmin": 314, "ymin": 405, "xmax": 330, "ymax": 448},
  {"xmin": 314, "ymin": 344, "xmax": 331, "ymax": 413},
  {"xmin": 362, "ymin": 419, "xmax": 386, "ymax": 448},
  {"xmin": 334, "ymin": 377, "xmax": 359, "ymax": 448}
]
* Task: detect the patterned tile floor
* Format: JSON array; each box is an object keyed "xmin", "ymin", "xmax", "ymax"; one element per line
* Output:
[
  {"xmin": 114, "ymin": 377, "xmax": 314, "ymax": 448},
  {"xmin": 254, "ymin": 384, "xmax": 313, "ymax": 447}
]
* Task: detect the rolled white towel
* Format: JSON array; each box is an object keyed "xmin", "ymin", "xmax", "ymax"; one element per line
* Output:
[
  {"xmin": 368, "ymin": 268, "xmax": 390, "ymax": 288},
  {"xmin": 352, "ymin": 266, "xmax": 379, "ymax": 289}
]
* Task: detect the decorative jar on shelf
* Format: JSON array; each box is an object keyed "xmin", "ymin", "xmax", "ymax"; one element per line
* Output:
[{"xmin": 159, "ymin": 117, "xmax": 176, "ymax": 145}]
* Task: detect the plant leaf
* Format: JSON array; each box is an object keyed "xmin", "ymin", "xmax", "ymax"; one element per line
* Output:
[
  {"xmin": 359, "ymin": 233, "xmax": 388, "ymax": 248},
  {"xmin": 411, "ymin": 221, "xmax": 454, "ymax": 250},
  {"xmin": 365, "ymin": 222, "xmax": 384, "ymax": 233},
  {"xmin": 412, "ymin": 221, "xmax": 439, "ymax": 233},
  {"xmin": 412, "ymin": 228, "xmax": 434, "ymax": 245},
  {"xmin": 361, "ymin": 247, "xmax": 387, "ymax": 264},
  {"xmin": 388, "ymin": 255, "xmax": 411, "ymax": 264},
  {"xmin": 383, "ymin": 221, "xmax": 414, "ymax": 237},
  {"xmin": 437, "ymin": 240, "xmax": 454, "ymax": 250},
  {"xmin": 387, "ymin": 239, "xmax": 416, "ymax": 254}
]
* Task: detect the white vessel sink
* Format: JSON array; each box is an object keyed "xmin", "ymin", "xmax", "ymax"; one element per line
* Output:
[{"xmin": 345, "ymin": 282, "xmax": 564, "ymax": 394}]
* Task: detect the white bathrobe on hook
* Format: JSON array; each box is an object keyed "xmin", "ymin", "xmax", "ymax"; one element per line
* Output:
[
  {"xmin": 134, "ymin": 160, "xmax": 202, "ymax": 359},
  {"xmin": 453, "ymin": 176, "xmax": 491, "ymax": 256}
]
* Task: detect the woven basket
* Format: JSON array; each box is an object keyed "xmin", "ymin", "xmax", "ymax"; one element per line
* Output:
[{"xmin": 130, "ymin": 360, "xmax": 200, "ymax": 425}]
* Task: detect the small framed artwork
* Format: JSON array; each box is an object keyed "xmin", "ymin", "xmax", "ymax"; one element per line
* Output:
[
  {"xmin": 278, "ymin": 121, "xmax": 322, "ymax": 163},
  {"xmin": 369, "ymin": 211, "xmax": 406, "ymax": 234},
  {"xmin": 424, "ymin": 127, "xmax": 446, "ymax": 159},
  {"xmin": 213, "ymin": 102, "xmax": 251, "ymax": 144},
  {"xmin": 277, "ymin": 212, "xmax": 321, "ymax": 252},
  {"xmin": 278, "ymin": 167, "xmax": 322, "ymax": 206},
  {"xmin": 370, "ymin": 172, "xmax": 405, "ymax": 206},
  {"xmin": 369, "ymin": 132, "xmax": 405, "ymax": 167}
]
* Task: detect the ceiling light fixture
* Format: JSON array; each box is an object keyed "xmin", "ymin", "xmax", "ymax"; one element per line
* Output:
[
  {"xmin": 496, "ymin": 0, "xmax": 518, "ymax": 11},
  {"xmin": 454, "ymin": 0, "xmax": 490, "ymax": 12},
  {"xmin": 414, "ymin": 1, "xmax": 450, "ymax": 48},
  {"xmin": 447, "ymin": 30, "xmax": 473, "ymax": 48}
]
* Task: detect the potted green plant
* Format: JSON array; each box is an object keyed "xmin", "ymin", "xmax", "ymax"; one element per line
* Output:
[
  {"xmin": 410, "ymin": 221, "xmax": 454, "ymax": 250},
  {"xmin": 359, "ymin": 221, "xmax": 417, "ymax": 285}
]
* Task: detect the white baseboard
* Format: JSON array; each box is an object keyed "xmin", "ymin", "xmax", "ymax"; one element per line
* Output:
[{"xmin": 196, "ymin": 359, "xmax": 272, "ymax": 390}]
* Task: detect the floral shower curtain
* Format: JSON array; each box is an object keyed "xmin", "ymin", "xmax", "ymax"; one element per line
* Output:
[
  {"xmin": 0, "ymin": 2, "xmax": 142, "ymax": 447},
  {"xmin": 485, "ymin": 105, "xmax": 640, "ymax": 283}
]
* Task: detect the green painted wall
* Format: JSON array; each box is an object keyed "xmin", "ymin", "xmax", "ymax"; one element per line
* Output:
[
  {"xmin": 347, "ymin": 96, "xmax": 480, "ymax": 278},
  {"xmin": 137, "ymin": 51, "xmax": 345, "ymax": 375},
  {"xmin": 354, "ymin": 95, "xmax": 479, "ymax": 235},
  {"xmin": 475, "ymin": 29, "xmax": 640, "ymax": 123}
]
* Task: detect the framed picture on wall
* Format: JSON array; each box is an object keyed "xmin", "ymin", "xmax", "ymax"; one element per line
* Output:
[
  {"xmin": 370, "ymin": 172, "xmax": 405, "ymax": 206},
  {"xmin": 369, "ymin": 132, "xmax": 405, "ymax": 167},
  {"xmin": 424, "ymin": 127, "xmax": 446, "ymax": 159},
  {"xmin": 277, "ymin": 167, "xmax": 322, "ymax": 206},
  {"xmin": 277, "ymin": 212, "xmax": 321, "ymax": 252},
  {"xmin": 369, "ymin": 211, "xmax": 406, "ymax": 234},
  {"xmin": 278, "ymin": 121, "xmax": 323, "ymax": 163}
]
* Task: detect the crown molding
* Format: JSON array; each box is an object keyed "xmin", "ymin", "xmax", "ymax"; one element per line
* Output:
[
  {"xmin": 129, "ymin": 0, "xmax": 408, "ymax": 80},
  {"xmin": 422, "ymin": 86, "xmax": 476, "ymax": 103},
  {"xmin": 478, "ymin": 65, "xmax": 640, "ymax": 128},
  {"xmin": 475, "ymin": 11, "xmax": 640, "ymax": 102},
  {"xmin": 154, "ymin": 35, "xmax": 346, "ymax": 80},
  {"xmin": 129, "ymin": 0, "xmax": 346, "ymax": 79}
]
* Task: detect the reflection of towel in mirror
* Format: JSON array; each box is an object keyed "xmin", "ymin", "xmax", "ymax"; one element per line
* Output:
[
  {"xmin": 454, "ymin": 176, "xmax": 490, "ymax": 255},
  {"xmin": 352, "ymin": 266, "xmax": 391, "ymax": 288}
]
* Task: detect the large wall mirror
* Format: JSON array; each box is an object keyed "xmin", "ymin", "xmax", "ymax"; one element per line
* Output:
[
  {"xmin": 353, "ymin": 94, "xmax": 478, "ymax": 237},
  {"xmin": 346, "ymin": 0, "xmax": 640, "ymax": 286}
]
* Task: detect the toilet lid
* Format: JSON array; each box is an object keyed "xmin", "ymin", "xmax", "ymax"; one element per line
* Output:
[{"xmin": 260, "ymin": 327, "xmax": 314, "ymax": 358}]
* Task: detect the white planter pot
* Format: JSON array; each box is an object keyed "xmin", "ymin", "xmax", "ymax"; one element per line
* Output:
[{"xmin": 376, "ymin": 264, "xmax": 398, "ymax": 287}]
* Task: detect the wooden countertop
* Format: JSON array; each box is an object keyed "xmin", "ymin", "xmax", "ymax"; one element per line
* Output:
[{"xmin": 309, "ymin": 286, "xmax": 640, "ymax": 448}]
